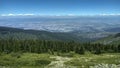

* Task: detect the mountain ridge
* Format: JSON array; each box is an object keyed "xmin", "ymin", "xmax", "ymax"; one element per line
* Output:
[{"xmin": 0, "ymin": 26, "xmax": 82, "ymax": 42}]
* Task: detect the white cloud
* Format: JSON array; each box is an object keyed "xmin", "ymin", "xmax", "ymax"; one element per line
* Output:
[
  {"xmin": 22, "ymin": 14, "xmax": 35, "ymax": 16},
  {"xmin": 67, "ymin": 14, "xmax": 76, "ymax": 16},
  {"xmin": 0, "ymin": 13, "xmax": 35, "ymax": 16},
  {"xmin": 8, "ymin": 14, "xmax": 15, "ymax": 16},
  {"xmin": 99, "ymin": 13, "xmax": 120, "ymax": 16},
  {"xmin": 0, "ymin": 13, "xmax": 120, "ymax": 16}
]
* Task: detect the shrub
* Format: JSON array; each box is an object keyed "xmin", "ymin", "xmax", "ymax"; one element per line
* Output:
[
  {"xmin": 10, "ymin": 52, "xmax": 22, "ymax": 58},
  {"xmin": 35, "ymin": 59, "xmax": 51, "ymax": 66},
  {"xmin": 59, "ymin": 52, "xmax": 75, "ymax": 57}
]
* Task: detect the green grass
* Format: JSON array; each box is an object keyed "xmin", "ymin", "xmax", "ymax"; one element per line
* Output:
[
  {"xmin": 64, "ymin": 52, "xmax": 120, "ymax": 68},
  {"xmin": 0, "ymin": 52, "xmax": 120, "ymax": 68},
  {"xmin": 0, "ymin": 53, "xmax": 54, "ymax": 68}
]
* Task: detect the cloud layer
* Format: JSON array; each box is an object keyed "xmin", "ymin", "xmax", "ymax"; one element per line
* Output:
[
  {"xmin": 0, "ymin": 14, "xmax": 35, "ymax": 16},
  {"xmin": 0, "ymin": 13, "xmax": 120, "ymax": 16}
]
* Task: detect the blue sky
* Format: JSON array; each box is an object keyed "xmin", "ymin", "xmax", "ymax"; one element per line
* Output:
[{"xmin": 0, "ymin": 0, "xmax": 120, "ymax": 16}]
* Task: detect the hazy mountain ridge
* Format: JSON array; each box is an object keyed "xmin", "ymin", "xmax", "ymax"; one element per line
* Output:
[
  {"xmin": 0, "ymin": 26, "xmax": 119, "ymax": 43},
  {"xmin": 0, "ymin": 16, "xmax": 120, "ymax": 33},
  {"xmin": 0, "ymin": 16, "xmax": 120, "ymax": 42},
  {"xmin": 0, "ymin": 26, "xmax": 82, "ymax": 42}
]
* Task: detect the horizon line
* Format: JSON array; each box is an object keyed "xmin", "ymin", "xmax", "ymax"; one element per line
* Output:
[{"xmin": 0, "ymin": 13, "xmax": 120, "ymax": 17}]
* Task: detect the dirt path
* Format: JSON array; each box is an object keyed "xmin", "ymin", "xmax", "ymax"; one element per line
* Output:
[{"xmin": 45, "ymin": 56, "xmax": 76, "ymax": 68}]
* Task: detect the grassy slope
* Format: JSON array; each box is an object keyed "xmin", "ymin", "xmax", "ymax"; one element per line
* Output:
[
  {"xmin": 65, "ymin": 52, "xmax": 120, "ymax": 68},
  {"xmin": 0, "ymin": 53, "xmax": 55, "ymax": 68},
  {"xmin": 0, "ymin": 53, "xmax": 120, "ymax": 68}
]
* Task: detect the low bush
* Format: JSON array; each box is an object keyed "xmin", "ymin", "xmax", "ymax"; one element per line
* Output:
[
  {"xmin": 10, "ymin": 52, "xmax": 22, "ymax": 58},
  {"xmin": 35, "ymin": 59, "xmax": 51, "ymax": 66}
]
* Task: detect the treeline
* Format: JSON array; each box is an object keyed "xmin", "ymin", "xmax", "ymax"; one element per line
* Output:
[{"xmin": 0, "ymin": 38, "xmax": 120, "ymax": 54}]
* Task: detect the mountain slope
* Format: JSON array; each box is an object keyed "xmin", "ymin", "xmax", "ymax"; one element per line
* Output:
[
  {"xmin": 0, "ymin": 26, "xmax": 81, "ymax": 41},
  {"xmin": 96, "ymin": 33, "xmax": 120, "ymax": 44}
]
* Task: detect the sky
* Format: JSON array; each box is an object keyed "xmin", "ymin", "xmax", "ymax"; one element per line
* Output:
[{"xmin": 0, "ymin": 0, "xmax": 120, "ymax": 16}]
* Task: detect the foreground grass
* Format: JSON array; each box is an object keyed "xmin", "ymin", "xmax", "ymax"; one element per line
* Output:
[
  {"xmin": 0, "ymin": 53, "xmax": 55, "ymax": 68},
  {"xmin": 64, "ymin": 52, "xmax": 120, "ymax": 68},
  {"xmin": 0, "ymin": 52, "xmax": 120, "ymax": 68}
]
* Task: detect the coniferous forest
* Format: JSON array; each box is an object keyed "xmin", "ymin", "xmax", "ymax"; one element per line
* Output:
[{"xmin": 0, "ymin": 38, "xmax": 120, "ymax": 55}]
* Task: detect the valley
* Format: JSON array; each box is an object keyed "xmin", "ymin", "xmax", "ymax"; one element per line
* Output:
[
  {"xmin": 0, "ymin": 16, "xmax": 120, "ymax": 68},
  {"xmin": 1, "ymin": 0, "xmax": 120, "ymax": 68}
]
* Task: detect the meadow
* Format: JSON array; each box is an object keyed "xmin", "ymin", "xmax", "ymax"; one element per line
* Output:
[{"xmin": 0, "ymin": 52, "xmax": 120, "ymax": 68}]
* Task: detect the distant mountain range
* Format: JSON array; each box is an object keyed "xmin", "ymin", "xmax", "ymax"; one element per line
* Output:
[
  {"xmin": 0, "ymin": 16, "xmax": 120, "ymax": 42},
  {"xmin": 0, "ymin": 26, "xmax": 120, "ymax": 43},
  {"xmin": 0, "ymin": 26, "xmax": 81, "ymax": 41},
  {"xmin": 0, "ymin": 16, "xmax": 120, "ymax": 33}
]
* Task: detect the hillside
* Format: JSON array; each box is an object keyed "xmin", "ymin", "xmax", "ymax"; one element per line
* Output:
[
  {"xmin": 96, "ymin": 33, "xmax": 120, "ymax": 44},
  {"xmin": 0, "ymin": 26, "xmax": 119, "ymax": 43},
  {"xmin": 0, "ymin": 26, "xmax": 81, "ymax": 41}
]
